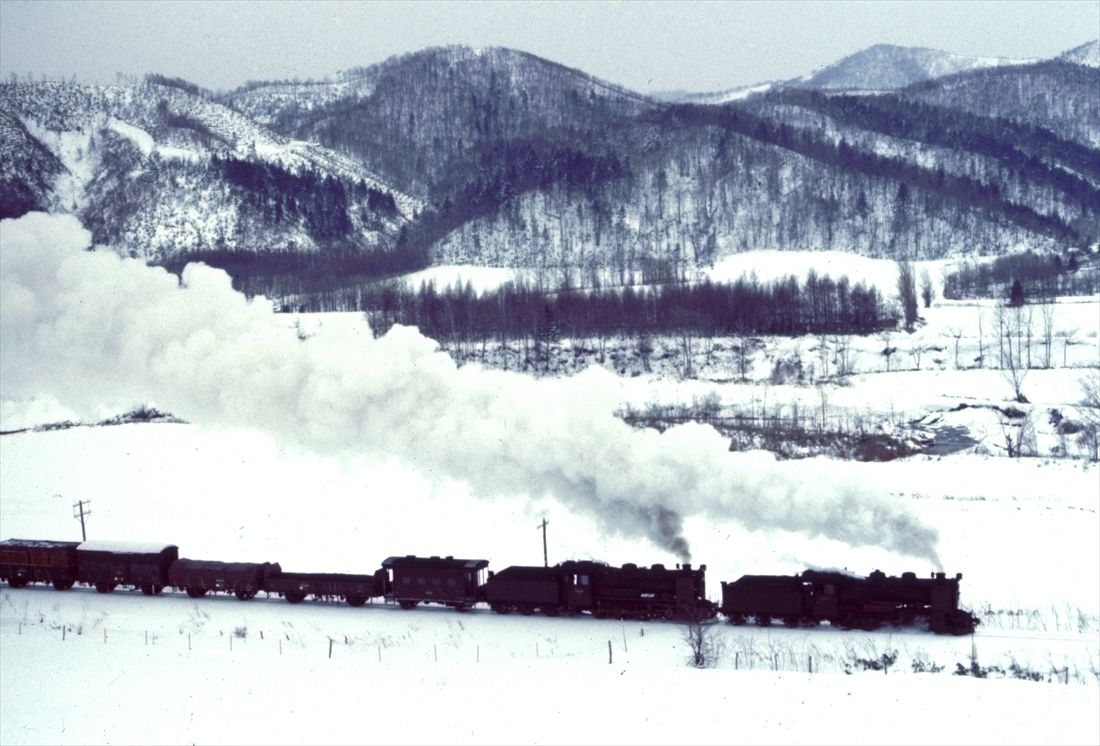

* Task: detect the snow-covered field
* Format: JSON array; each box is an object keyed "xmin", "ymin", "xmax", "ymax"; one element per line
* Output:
[
  {"xmin": 387, "ymin": 252, "xmax": 960, "ymax": 297},
  {"xmin": 1, "ymin": 213, "xmax": 1099, "ymax": 745}
]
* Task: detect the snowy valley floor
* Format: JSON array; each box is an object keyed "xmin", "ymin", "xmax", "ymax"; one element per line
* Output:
[{"xmin": 0, "ymin": 421, "xmax": 1098, "ymax": 745}]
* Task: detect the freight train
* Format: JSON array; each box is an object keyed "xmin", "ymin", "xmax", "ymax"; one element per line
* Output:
[{"xmin": 0, "ymin": 537, "xmax": 979, "ymax": 635}]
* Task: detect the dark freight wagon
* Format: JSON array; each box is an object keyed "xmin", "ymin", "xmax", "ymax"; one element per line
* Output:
[
  {"xmin": 76, "ymin": 540, "xmax": 179, "ymax": 594},
  {"xmin": 0, "ymin": 539, "xmax": 80, "ymax": 589},
  {"xmin": 483, "ymin": 565, "xmax": 564, "ymax": 615},
  {"xmin": 168, "ymin": 559, "xmax": 282, "ymax": 600},
  {"xmin": 382, "ymin": 555, "xmax": 489, "ymax": 610},
  {"xmin": 264, "ymin": 570, "xmax": 389, "ymax": 606},
  {"xmin": 720, "ymin": 574, "xmax": 810, "ymax": 626}
]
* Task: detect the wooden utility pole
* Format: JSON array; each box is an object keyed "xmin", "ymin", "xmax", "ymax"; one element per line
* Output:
[
  {"xmin": 538, "ymin": 517, "xmax": 549, "ymax": 567},
  {"xmin": 72, "ymin": 500, "xmax": 91, "ymax": 541}
]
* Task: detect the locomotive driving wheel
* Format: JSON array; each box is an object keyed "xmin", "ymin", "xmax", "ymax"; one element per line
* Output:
[{"xmin": 52, "ymin": 579, "xmax": 74, "ymax": 591}]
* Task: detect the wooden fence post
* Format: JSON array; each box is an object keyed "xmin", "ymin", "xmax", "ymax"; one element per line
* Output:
[{"xmin": 608, "ymin": 640, "xmax": 612, "ymax": 664}]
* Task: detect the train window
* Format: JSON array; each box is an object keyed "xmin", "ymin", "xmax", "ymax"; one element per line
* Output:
[
  {"xmin": 447, "ymin": 578, "xmax": 456, "ymax": 587},
  {"xmin": 580, "ymin": 575, "xmax": 589, "ymax": 586}
]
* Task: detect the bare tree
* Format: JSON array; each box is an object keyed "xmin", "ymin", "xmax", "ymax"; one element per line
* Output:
[
  {"xmin": 1000, "ymin": 310, "xmax": 1029, "ymax": 403},
  {"xmin": 817, "ymin": 334, "xmax": 831, "ymax": 380},
  {"xmin": 948, "ymin": 327, "xmax": 964, "ymax": 369},
  {"xmin": 831, "ymin": 334, "xmax": 854, "ymax": 379},
  {"xmin": 975, "ymin": 307, "xmax": 986, "ymax": 369},
  {"xmin": 683, "ymin": 614, "xmax": 723, "ymax": 668},
  {"xmin": 1055, "ymin": 328, "xmax": 1077, "ymax": 368},
  {"xmin": 1039, "ymin": 300, "xmax": 1056, "ymax": 369},
  {"xmin": 920, "ymin": 268, "xmax": 935, "ymax": 308},
  {"xmin": 1079, "ymin": 372, "xmax": 1100, "ymax": 462},
  {"xmin": 998, "ymin": 409, "xmax": 1036, "ymax": 458},
  {"xmin": 897, "ymin": 259, "xmax": 919, "ymax": 330},
  {"xmin": 732, "ymin": 333, "xmax": 755, "ymax": 383},
  {"xmin": 879, "ymin": 331, "xmax": 897, "ymax": 372},
  {"xmin": 907, "ymin": 335, "xmax": 926, "ymax": 370}
]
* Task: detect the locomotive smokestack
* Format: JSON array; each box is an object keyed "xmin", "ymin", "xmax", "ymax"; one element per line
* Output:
[{"xmin": 0, "ymin": 213, "xmax": 942, "ymax": 564}]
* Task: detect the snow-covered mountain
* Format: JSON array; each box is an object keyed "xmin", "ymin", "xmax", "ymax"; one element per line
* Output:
[
  {"xmin": 223, "ymin": 45, "xmax": 658, "ymax": 200},
  {"xmin": 1059, "ymin": 38, "xmax": 1100, "ymax": 67},
  {"xmin": 791, "ymin": 43, "xmax": 1035, "ymax": 92},
  {"xmin": 0, "ymin": 80, "xmax": 421, "ymax": 263}
]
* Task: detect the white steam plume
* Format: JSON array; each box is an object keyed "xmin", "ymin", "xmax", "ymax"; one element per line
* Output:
[{"xmin": 0, "ymin": 213, "xmax": 940, "ymax": 563}]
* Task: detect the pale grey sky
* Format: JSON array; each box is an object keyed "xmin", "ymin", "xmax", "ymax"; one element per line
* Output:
[{"xmin": 1, "ymin": 0, "xmax": 1097, "ymax": 93}]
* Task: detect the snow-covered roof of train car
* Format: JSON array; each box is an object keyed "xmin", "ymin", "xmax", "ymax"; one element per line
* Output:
[{"xmin": 77, "ymin": 540, "xmax": 177, "ymax": 554}]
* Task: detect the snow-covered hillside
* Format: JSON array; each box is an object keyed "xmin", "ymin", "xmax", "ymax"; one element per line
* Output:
[
  {"xmin": 0, "ymin": 81, "xmax": 420, "ymax": 259},
  {"xmin": 1060, "ymin": 39, "xmax": 1100, "ymax": 68}
]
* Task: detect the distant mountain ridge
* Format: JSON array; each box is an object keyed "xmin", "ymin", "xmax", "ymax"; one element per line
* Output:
[
  {"xmin": 654, "ymin": 39, "xmax": 1094, "ymax": 102},
  {"xmin": 1, "ymin": 39, "xmax": 1098, "ymax": 299}
]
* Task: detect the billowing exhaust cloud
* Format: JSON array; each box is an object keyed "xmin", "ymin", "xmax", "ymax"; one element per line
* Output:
[{"xmin": 0, "ymin": 213, "xmax": 940, "ymax": 563}]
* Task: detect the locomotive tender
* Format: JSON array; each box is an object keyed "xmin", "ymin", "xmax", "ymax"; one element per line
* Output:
[{"xmin": 0, "ymin": 537, "xmax": 978, "ymax": 634}]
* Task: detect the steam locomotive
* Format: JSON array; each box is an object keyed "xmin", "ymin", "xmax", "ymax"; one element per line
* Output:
[{"xmin": 0, "ymin": 537, "xmax": 979, "ymax": 635}]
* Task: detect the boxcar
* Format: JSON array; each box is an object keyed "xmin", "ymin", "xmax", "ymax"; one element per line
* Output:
[
  {"xmin": 264, "ymin": 570, "xmax": 389, "ymax": 606},
  {"xmin": 382, "ymin": 555, "xmax": 489, "ymax": 610},
  {"xmin": 0, "ymin": 539, "xmax": 80, "ymax": 590},
  {"xmin": 168, "ymin": 559, "xmax": 281, "ymax": 600},
  {"xmin": 76, "ymin": 540, "xmax": 179, "ymax": 594}
]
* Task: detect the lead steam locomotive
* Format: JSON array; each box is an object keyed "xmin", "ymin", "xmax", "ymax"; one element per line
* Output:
[{"xmin": 0, "ymin": 537, "xmax": 979, "ymax": 635}]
